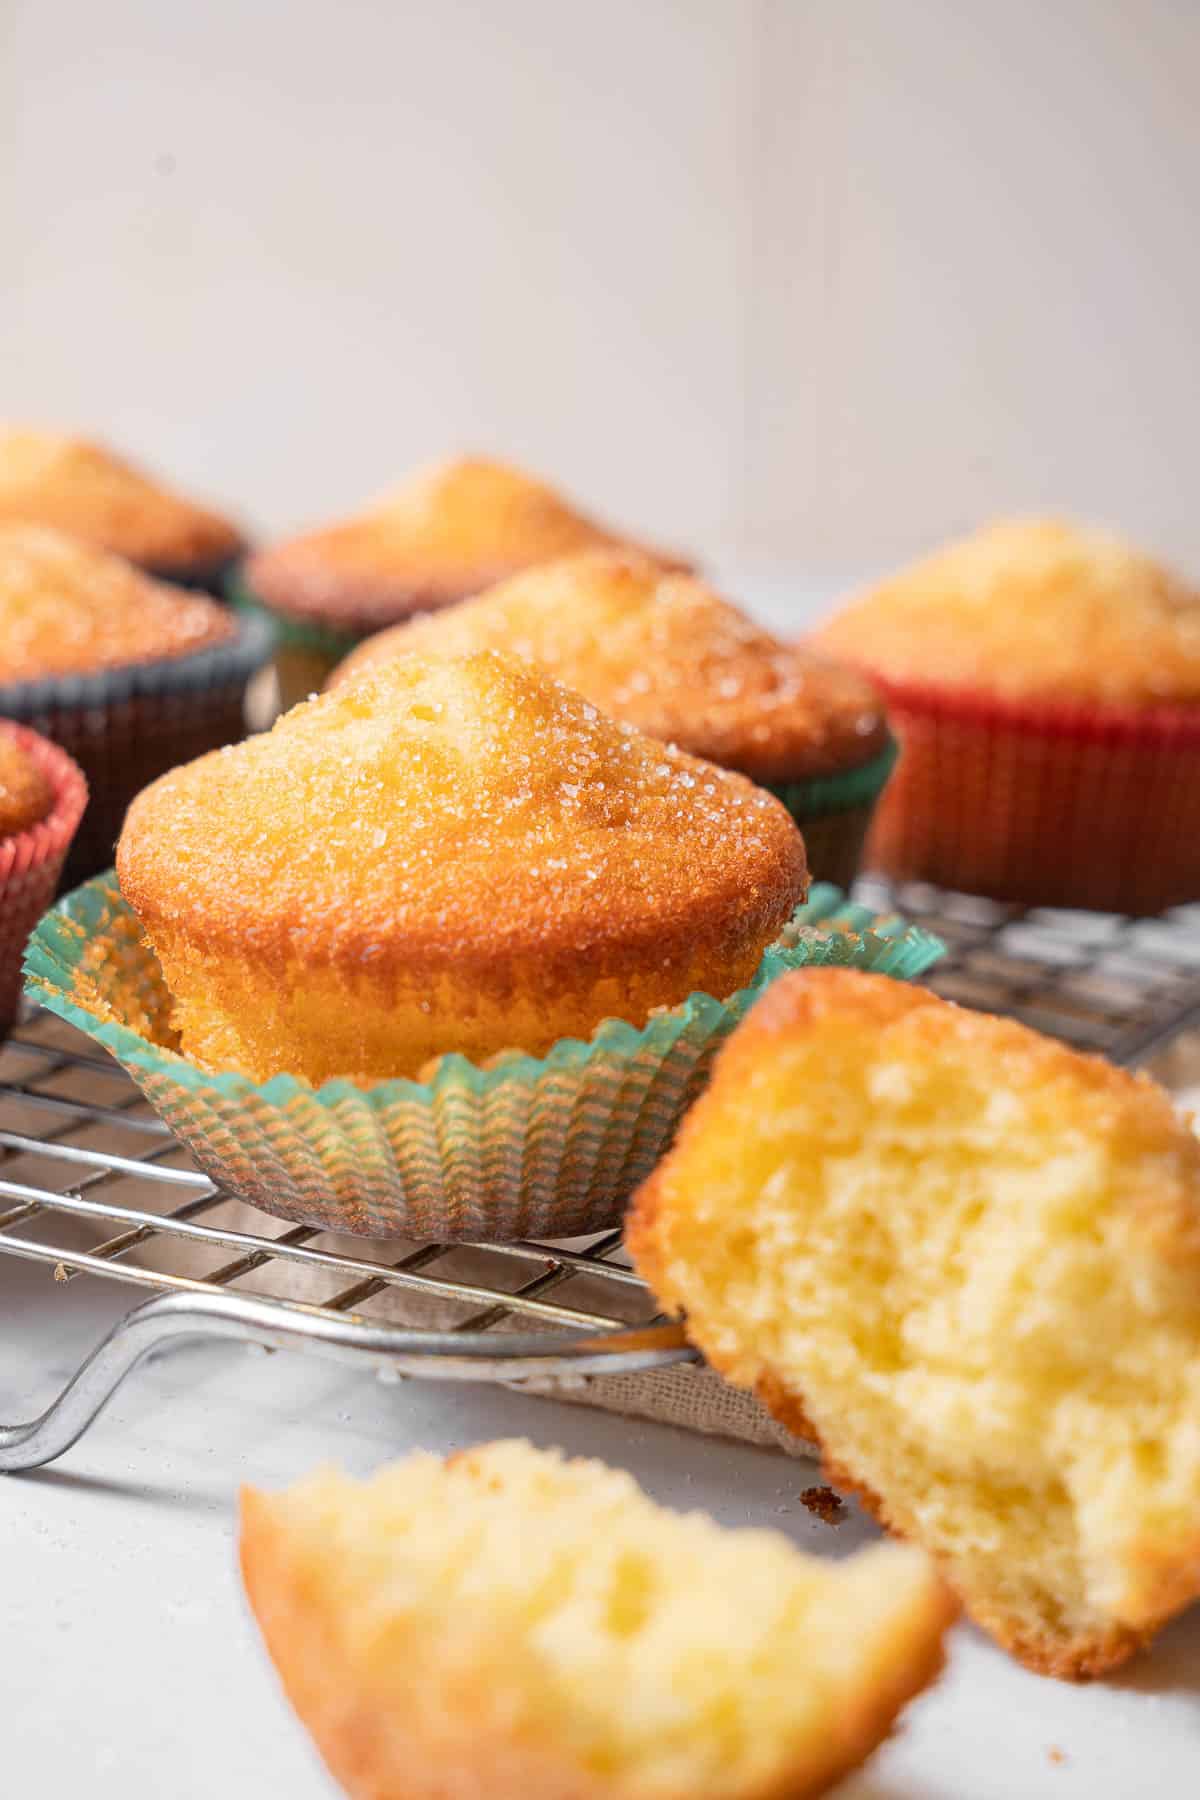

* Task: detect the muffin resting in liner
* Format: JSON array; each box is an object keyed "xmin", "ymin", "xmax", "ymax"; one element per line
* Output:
[
  {"xmin": 234, "ymin": 458, "xmax": 690, "ymax": 708},
  {"xmin": 818, "ymin": 518, "xmax": 1200, "ymax": 912},
  {"xmin": 25, "ymin": 877, "xmax": 942, "ymax": 1241},
  {"xmin": 862, "ymin": 677, "xmax": 1200, "ymax": 914},
  {"xmin": 333, "ymin": 552, "xmax": 896, "ymax": 890},
  {"xmin": 0, "ymin": 426, "xmax": 246, "ymax": 593},
  {"xmin": 0, "ymin": 724, "xmax": 87, "ymax": 1035}
]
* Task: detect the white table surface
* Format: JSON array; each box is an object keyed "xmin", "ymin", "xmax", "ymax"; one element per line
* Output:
[{"xmin": 3, "ymin": 1248, "xmax": 1199, "ymax": 1799}]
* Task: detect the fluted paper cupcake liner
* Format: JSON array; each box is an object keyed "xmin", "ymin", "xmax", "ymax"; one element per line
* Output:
[
  {"xmin": 0, "ymin": 725, "xmax": 88, "ymax": 1035},
  {"xmin": 25, "ymin": 874, "xmax": 944, "ymax": 1242},
  {"xmin": 227, "ymin": 574, "xmax": 362, "ymax": 711},
  {"xmin": 863, "ymin": 676, "xmax": 1200, "ymax": 913},
  {"xmin": 767, "ymin": 737, "xmax": 898, "ymax": 890},
  {"xmin": 0, "ymin": 612, "xmax": 276, "ymax": 886}
]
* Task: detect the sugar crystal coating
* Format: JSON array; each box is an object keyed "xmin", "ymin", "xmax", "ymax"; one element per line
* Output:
[
  {"xmin": 0, "ymin": 728, "xmax": 54, "ymax": 838},
  {"xmin": 0, "ymin": 426, "xmax": 243, "ymax": 574},
  {"xmin": 244, "ymin": 457, "xmax": 688, "ymax": 633},
  {"xmin": 333, "ymin": 551, "xmax": 888, "ymax": 782},
  {"xmin": 819, "ymin": 517, "xmax": 1200, "ymax": 705},
  {"xmin": 0, "ymin": 525, "xmax": 235, "ymax": 682},
  {"xmin": 117, "ymin": 650, "xmax": 807, "ymax": 1083}
]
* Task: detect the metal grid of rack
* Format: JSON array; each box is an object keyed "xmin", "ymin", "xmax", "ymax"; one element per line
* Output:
[{"xmin": 6, "ymin": 878, "xmax": 1200, "ymax": 1471}]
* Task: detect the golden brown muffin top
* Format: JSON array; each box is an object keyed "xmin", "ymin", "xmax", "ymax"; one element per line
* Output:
[
  {"xmin": 0, "ymin": 427, "xmax": 244, "ymax": 576},
  {"xmin": 334, "ymin": 552, "xmax": 888, "ymax": 782},
  {"xmin": 243, "ymin": 457, "xmax": 689, "ymax": 632},
  {"xmin": 0, "ymin": 525, "xmax": 236, "ymax": 683},
  {"xmin": 817, "ymin": 518, "xmax": 1200, "ymax": 706},
  {"xmin": 119, "ymin": 650, "xmax": 805, "ymax": 998},
  {"xmin": 0, "ymin": 729, "xmax": 54, "ymax": 838}
]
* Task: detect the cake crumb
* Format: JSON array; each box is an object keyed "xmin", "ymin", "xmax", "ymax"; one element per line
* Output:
[{"xmin": 800, "ymin": 1485, "xmax": 845, "ymax": 1524}]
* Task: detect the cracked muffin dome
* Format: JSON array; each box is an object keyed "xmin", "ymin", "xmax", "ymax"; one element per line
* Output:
[
  {"xmin": 0, "ymin": 729, "xmax": 54, "ymax": 839},
  {"xmin": 629, "ymin": 968, "xmax": 1200, "ymax": 1679},
  {"xmin": 332, "ymin": 551, "xmax": 888, "ymax": 785},
  {"xmin": 241, "ymin": 1439, "xmax": 954, "ymax": 1800},
  {"xmin": 116, "ymin": 650, "xmax": 807, "ymax": 1085},
  {"xmin": 0, "ymin": 525, "xmax": 235, "ymax": 684},
  {"xmin": 0, "ymin": 427, "xmax": 244, "ymax": 582},
  {"xmin": 242, "ymin": 456, "xmax": 689, "ymax": 636},
  {"xmin": 817, "ymin": 517, "xmax": 1200, "ymax": 705}
]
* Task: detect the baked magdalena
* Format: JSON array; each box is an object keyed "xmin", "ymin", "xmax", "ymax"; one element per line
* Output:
[
  {"xmin": 0, "ymin": 426, "xmax": 244, "ymax": 586},
  {"xmin": 629, "ymin": 968, "xmax": 1200, "ymax": 1678},
  {"xmin": 814, "ymin": 519, "xmax": 1200, "ymax": 908},
  {"xmin": 243, "ymin": 457, "xmax": 688, "ymax": 639},
  {"xmin": 332, "ymin": 550, "xmax": 887, "ymax": 784},
  {"xmin": 818, "ymin": 517, "xmax": 1200, "ymax": 704},
  {"xmin": 0, "ymin": 721, "xmax": 87, "ymax": 1036},
  {"xmin": 0, "ymin": 729, "xmax": 54, "ymax": 839},
  {"xmin": 0, "ymin": 525, "xmax": 234, "ymax": 682},
  {"xmin": 241, "ymin": 1440, "xmax": 954, "ymax": 1800},
  {"xmin": 117, "ymin": 650, "xmax": 807, "ymax": 1085}
]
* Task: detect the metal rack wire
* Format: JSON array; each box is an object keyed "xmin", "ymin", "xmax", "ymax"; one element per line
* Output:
[{"xmin": 6, "ymin": 878, "xmax": 1200, "ymax": 1471}]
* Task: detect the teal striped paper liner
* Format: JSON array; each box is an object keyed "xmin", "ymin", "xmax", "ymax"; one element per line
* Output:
[
  {"xmin": 766, "ymin": 738, "xmax": 898, "ymax": 888},
  {"xmin": 25, "ymin": 874, "xmax": 943, "ymax": 1243},
  {"xmin": 226, "ymin": 571, "xmax": 363, "ymax": 660}
]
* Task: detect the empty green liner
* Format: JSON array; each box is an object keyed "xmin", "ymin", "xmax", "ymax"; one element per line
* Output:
[{"xmin": 25, "ymin": 874, "xmax": 943, "ymax": 1243}]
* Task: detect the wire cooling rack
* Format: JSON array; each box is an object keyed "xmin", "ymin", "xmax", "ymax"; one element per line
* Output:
[{"xmin": 6, "ymin": 878, "xmax": 1200, "ymax": 1471}]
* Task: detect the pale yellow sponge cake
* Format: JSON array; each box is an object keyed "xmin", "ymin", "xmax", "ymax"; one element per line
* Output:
[
  {"xmin": 240, "ymin": 1440, "xmax": 954, "ymax": 1800},
  {"xmin": 629, "ymin": 968, "xmax": 1200, "ymax": 1679},
  {"xmin": 117, "ymin": 650, "xmax": 806, "ymax": 1084},
  {"xmin": 817, "ymin": 517, "xmax": 1200, "ymax": 705}
]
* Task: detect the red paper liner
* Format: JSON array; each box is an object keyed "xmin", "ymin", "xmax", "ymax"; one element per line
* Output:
[
  {"xmin": 863, "ymin": 675, "xmax": 1200, "ymax": 912},
  {"xmin": 0, "ymin": 724, "xmax": 87, "ymax": 1034}
]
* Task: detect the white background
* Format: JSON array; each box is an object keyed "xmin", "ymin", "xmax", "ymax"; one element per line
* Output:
[
  {"xmin": 3, "ymin": 9, "xmax": 1200, "ymax": 1795},
  {"xmin": 4, "ymin": 0, "xmax": 1199, "ymax": 610}
]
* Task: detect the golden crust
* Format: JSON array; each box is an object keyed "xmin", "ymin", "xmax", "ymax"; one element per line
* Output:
[
  {"xmin": 746, "ymin": 1384, "xmax": 1158, "ymax": 1682},
  {"xmin": 117, "ymin": 650, "xmax": 806, "ymax": 1083},
  {"xmin": 0, "ymin": 727, "xmax": 54, "ymax": 838},
  {"xmin": 817, "ymin": 517, "xmax": 1200, "ymax": 705},
  {"xmin": 239, "ymin": 1443, "xmax": 955, "ymax": 1800},
  {"xmin": 0, "ymin": 525, "xmax": 235, "ymax": 683},
  {"xmin": 243, "ymin": 458, "xmax": 691, "ymax": 633},
  {"xmin": 332, "ymin": 552, "xmax": 889, "ymax": 783},
  {"xmin": 628, "ymin": 968, "xmax": 1200, "ymax": 1680},
  {"xmin": 0, "ymin": 427, "xmax": 244, "ymax": 576}
]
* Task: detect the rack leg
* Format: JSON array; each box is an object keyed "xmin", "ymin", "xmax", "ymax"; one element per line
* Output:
[{"xmin": 0, "ymin": 1291, "xmax": 694, "ymax": 1472}]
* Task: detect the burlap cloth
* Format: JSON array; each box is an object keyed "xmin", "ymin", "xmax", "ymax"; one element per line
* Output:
[{"xmin": 514, "ymin": 1361, "xmax": 814, "ymax": 1457}]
